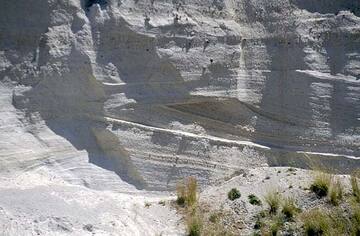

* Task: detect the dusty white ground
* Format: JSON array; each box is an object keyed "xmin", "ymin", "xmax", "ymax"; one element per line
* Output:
[{"xmin": 0, "ymin": 171, "xmax": 184, "ymax": 236}]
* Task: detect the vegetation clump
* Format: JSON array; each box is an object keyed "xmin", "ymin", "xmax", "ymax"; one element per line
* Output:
[
  {"xmin": 281, "ymin": 197, "xmax": 299, "ymax": 219},
  {"xmin": 176, "ymin": 177, "xmax": 202, "ymax": 236},
  {"xmin": 302, "ymin": 208, "xmax": 331, "ymax": 236},
  {"xmin": 351, "ymin": 174, "xmax": 360, "ymax": 203},
  {"xmin": 178, "ymin": 171, "xmax": 360, "ymax": 236},
  {"xmin": 248, "ymin": 194, "xmax": 262, "ymax": 206},
  {"xmin": 176, "ymin": 177, "xmax": 198, "ymax": 207},
  {"xmin": 328, "ymin": 178, "xmax": 343, "ymax": 206},
  {"xmin": 209, "ymin": 213, "xmax": 218, "ymax": 223},
  {"xmin": 176, "ymin": 196, "xmax": 185, "ymax": 206},
  {"xmin": 264, "ymin": 191, "xmax": 281, "ymax": 214},
  {"xmin": 269, "ymin": 220, "xmax": 281, "ymax": 236},
  {"xmin": 176, "ymin": 177, "xmax": 234, "ymax": 236},
  {"xmin": 351, "ymin": 206, "xmax": 360, "ymax": 235},
  {"xmin": 253, "ymin": 216, "xmax": 263, "ymax": 230},
  {"xmin": 310, "ymin": 172, "xmax": 331, "ymax": 198},
  {"xmin": 287, "ymin": 168, "xmax": 296, "ymax": 173},
  {"xmin": 228, "ymin": 188, "xmax": 241, "ymax": 201},
  {"xmin": 187, "ymin": 212, "xmax": 202, "ymax": 236},
  {"xmin": 301, "ymin": 207, "xmax": 349, "ymax": 236}
]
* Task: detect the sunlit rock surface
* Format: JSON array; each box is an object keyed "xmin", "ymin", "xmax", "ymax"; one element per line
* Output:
[{"xmin": 0, "ymin": 0, "xmax": 359, "ymax": 234}]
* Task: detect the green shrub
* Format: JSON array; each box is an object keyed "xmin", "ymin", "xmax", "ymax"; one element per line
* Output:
[
  {"xmin": 176, "ymin": 180, "xmax": 186, "ymax": 206},
  {"xmin": 209, "ymin": 213, "xmax": 218, "ymax": 223},
  {"xmin": 176, "ymin": 177, "xmax": 198, "ymax": 207},
  {"xmin": 260, "ymin": 216, "xmax": 284, "ymax": 236},
  {"xmin": 258, "ymin": 210, "xmax": 267, "ymax": 218},
  {"xmin": 331, "ymin": 211, "xmax": 349, "ymax": 235},
  {"xmin": 310, "ymin": 172, "xmax": 331, "ymax": 198},
  {"xmin": 329, "ymin": 178, "xmax": 343, "ymax": 206},
  {"xmin": 281, "ymin": 197, "xmax": 299, "ymax": 219},
  {"xmin": 302, "ymin": 207, "xmax": 349, "ymax": 236},
  {"xmin": 248, "ymin": 194, "xmax": 262, "ymax": 206},
  {"xmin": 302, "ymin": 208, "xmax": 331, "ymax": 236},
  {"xmin": 176, "ymin": 177, "xmax": 201, "ymax": 236},
  {"xmin": 187, "ymin": 212, "xmax": 202, "ymax": 236},
  {"xmin": 203, "ymin": 211, "xmax": 233, "ymax": 236},
  {"xmin": 351, "ymin": 175, "xmax": 360, "ymax": 203},
  {"xmin": 176, "ymin": 196, "xmax": 185, "ymax": 206},
  {"xmin": 186, "ymin": 177, "xmax": 198, "ymax": 207},
  {"xmin": 253, "ymin": 216, "xmax": 263, "ymax": 230},
  {"xmin": 228, "ymin": 188, "xmax": 241, "ymax": 201},
  {"xmin": 265, "ymin": 191, "xmax": 281, "ymax": 214},
  {"xmin": 270, "ymin": 222, "xmax": 280, "ymax": 236},
  {"xmin": 351, "ymin": 206, "xmax": 360, "ymax": 235},
  {"xmin": 287, "ymin": 168, "xmax": 295, "ymax": 172}
]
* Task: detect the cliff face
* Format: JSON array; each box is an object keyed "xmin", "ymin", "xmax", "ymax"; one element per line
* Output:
[{"xmin": 1, "ymin": 0, "xmax": 360, "ymax": 190}]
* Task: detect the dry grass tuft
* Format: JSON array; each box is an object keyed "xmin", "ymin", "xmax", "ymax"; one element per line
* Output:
[
  {"xmin": 328, "ymin": 177, "xmax": 343, "ymax": 206},
  {"xmin": 264, "ymin": 190, "xmax": 281, "ymax": 214},
  {"xmin": 176, "ymin": 177, "xmax": 198, "ymax": 208},
  {"xmin": 302, "ymin": 208, "xmax": 331, "ymax": 236},
  {"xmin": 282, "ymin": 197, "xmax": 299, "ymax": 219},
  {"xmin": 310, "ymin": 172, "xmax": 331, "ymax": 198},
  {"xmin": 351, "ymin": 172, "xmax": 360, "ymax": 203}
]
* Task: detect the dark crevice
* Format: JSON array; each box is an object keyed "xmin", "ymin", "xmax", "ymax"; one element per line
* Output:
[
  {"xmin": 290, "ymin": 0, "xmax": 360, "ymax": 17},
  {"xmin": 83, "ymin": 0, "xmax": 109, "ymax": 11}
]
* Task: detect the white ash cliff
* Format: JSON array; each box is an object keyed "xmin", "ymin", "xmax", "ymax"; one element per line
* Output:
[{"xmin": 0, "ymin": 0, "xmax": 359, "ymax": 234}]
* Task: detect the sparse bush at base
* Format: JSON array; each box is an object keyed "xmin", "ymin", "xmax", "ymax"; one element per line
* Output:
[
  {"xmin": 351, "ymin": 206, "xmax": 360, "ymax": 235},
  {"xmin": 310, "ymin": 172, "xmax": 331, "ymax": 198},
  {"xmin": 176, "ymin": 177, "xmax": 198, "ymax": 208},
  {"xmin": 302, "ymin": 208, "xmax": 348, "ymax": 236},
  {"xmin": 270, "ymin": 222, "xmax": 280, "ymax": 236},
  {"xmin": 282, "ymin": 197, "xmax": 299, "ymax": 219},
  {"xmin": 187, "ymin": 212, "xmax": 202, "ymax": 236},
  {"xmin": 228, "ymin": 188, "xmax": 241, "ymax": 201},
  {"xmin": 176, "ymin": 180, "xmax": 186, "ymax": 207},
  {"xmin": 253, "ymin": 216, "xmax": 263, "ymax": 230},
  {"xmin": 351, "ymin": 174, "xmax": 360, "ymax": 203},
  {"xmin": 259, "ymin": 216, "xmax": 284, "ymax": 236},
  {"xmin": 264, "ymin": 191, "xmax": 281, "ymax": 214},
  {"xmin": 176, "ymin": 196, "xmax": 185, "ymax": 206},
  {"xmin": 329, "ymin": 178, "xmax": 343, "ymax": 206},
  {"xmin": 186, "ymin": 177, "xmax": 198, "ymax": 207},
  {"xmin": 209, "ymin": 212, "xmax": 219, "ymax": 223},
  {"xmin": 302, "ymin": 208, "xmax": 331, "ymax": 236},
  {"xmin": 248, "ymin": 194, "xmax": 262, "ymax": 206},
  {"xmin": 176, "ymin": 177, "xmax": 201, "ymax": 236}
]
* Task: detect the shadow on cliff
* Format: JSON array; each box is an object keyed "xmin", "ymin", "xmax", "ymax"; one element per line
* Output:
[
  {"xmin": 13, "ymin": 45, "xmax": 147, "ymax": 190},
  {"xmin": 324, "ymin": 30, "xmax": 360, "ymax": 153},
  {"xmin": 90, "ymin": 13, "xmax": 193, "ymax": 106},
  {"xmin": 290, "ymin": 0, "xmax": 360, "ymax": 17},
  {"xmin": 241, "ymin": 0, "xmax": 314, "ymax": 151},
  {"xmin": 45, "ymin": 118, "xmax": 147, "ymax": 189},
  {"xmin": 0, "ymin": 0, "xmax": 50, "ymax": 83},
  {"xmin": 0, "ymin": 0, "xmax": 50, "ymax": 56},
  {"xmin": 244, "ymin": 0, "xmax": 360, "ymax": 163},
  {"xmin": 85, "ymin": 9, "xmax": 221, "ymax": 189}
]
